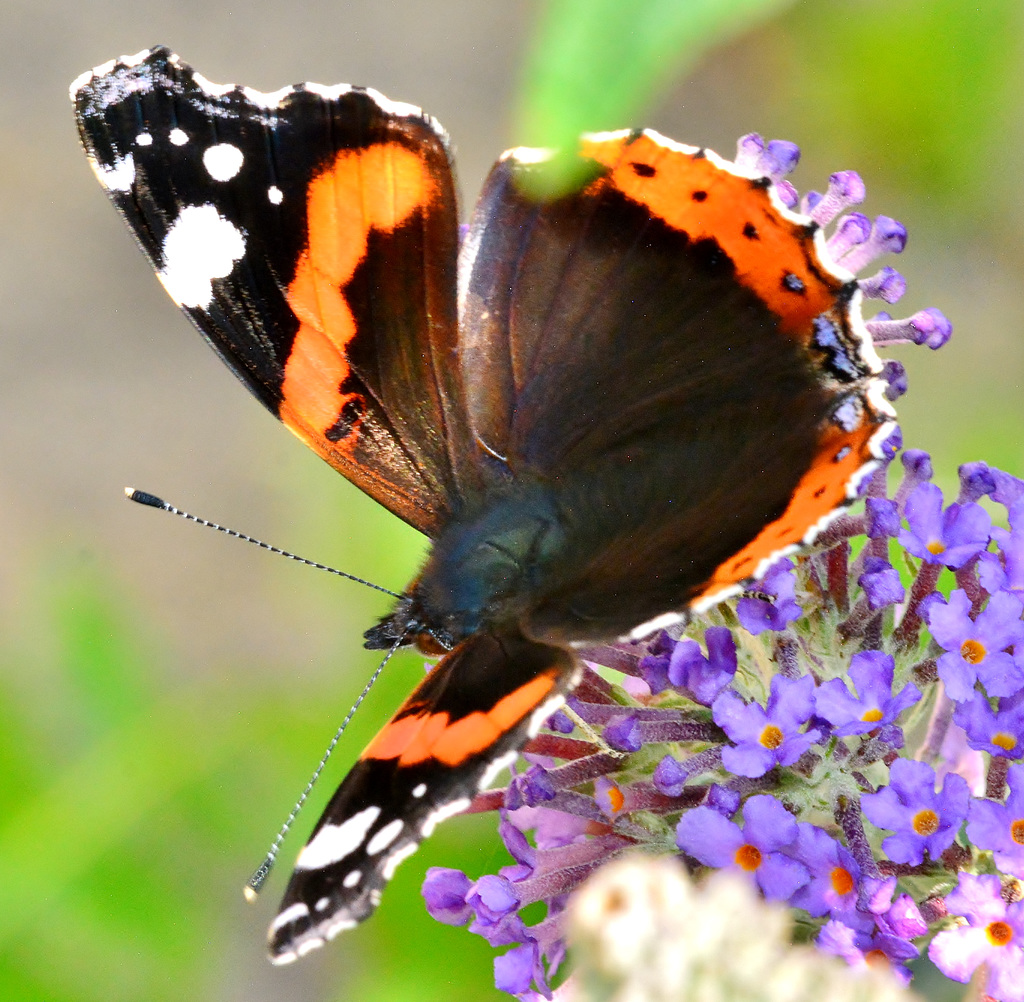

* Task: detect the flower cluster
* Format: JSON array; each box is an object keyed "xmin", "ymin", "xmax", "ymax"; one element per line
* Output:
[{"xmin": 420, "ymin": 136, "xmax": 1024, "ymax": 1002}]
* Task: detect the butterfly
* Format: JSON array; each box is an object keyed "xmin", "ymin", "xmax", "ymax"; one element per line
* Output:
[{"xmin": 72, "ymin": 46, "xmax": 895, "ymax": 963}]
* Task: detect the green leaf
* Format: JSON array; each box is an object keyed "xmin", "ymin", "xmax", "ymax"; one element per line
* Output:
[{"xmin": 516, "ymin": 0, "xmax": 795, "ymax": 195}]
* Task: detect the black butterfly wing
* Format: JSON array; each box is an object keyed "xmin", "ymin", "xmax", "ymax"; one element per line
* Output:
[
  {"xmin": 456, "ymin": 133, "xmax": 894, "ymax": 636},
  {"xmin": 268, "ymin": 630, "xmax": 578, "ymax": 963},
  {"xmin": 73, "ymin": 47, "xmax": 474, "ymax": 535}
]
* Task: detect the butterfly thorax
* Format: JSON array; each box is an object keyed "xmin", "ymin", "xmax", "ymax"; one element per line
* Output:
[{"xmin": 365, "ymin": 483, "xmax": 568, "ymax": 651}]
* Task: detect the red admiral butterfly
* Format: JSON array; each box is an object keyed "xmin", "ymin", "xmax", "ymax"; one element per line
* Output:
[{"xmin": 72, "ymin": 47, "xmax": 895, "ymax": 963}]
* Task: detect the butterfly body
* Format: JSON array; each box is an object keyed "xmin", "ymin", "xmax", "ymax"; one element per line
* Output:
[{"xmin": 72, "ymin": 47, "xmax": 895, "ymax": 963}]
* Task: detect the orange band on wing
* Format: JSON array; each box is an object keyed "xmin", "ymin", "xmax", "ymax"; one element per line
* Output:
[
  {"xmin": 579, "ymin": 134, "xmax": 842, "ymax": 337},
  {"xmin": 280, "ymin": 142, "xmax": 437, "ymax": 450},
  {"xmin": 361, "ymin": 670, "xmax": 559, "ymax": 767},
  {"xmin": 697, "ymin": 420, "xmax": 877, "ymax": 600}
]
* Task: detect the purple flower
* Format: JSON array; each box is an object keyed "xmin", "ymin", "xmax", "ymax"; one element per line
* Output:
[
  {"xmin": 494, "ymin": 941, "xmax": 547, "ymax": 997},
  {"xmin": 898, "ymin": 482, "xmax": 991, "ymax": 568},
  {"xmin": 979, "ymin": 497, "xmax": 1024, "ymax": 597},
  {"xmin": 423, "ymin": 867, "xmax": 473, "ymax": 925},
  {"xmin": 928, "ymin": 589, "xmax": 1024, "ymax": 701},
  {"xmin": 506, "ymin": 764, "xmax": 556, "ymax": 809},
  {"xmin": 638, "ymin": 631, "xmax": 675, "ymax": 694},
  {"xmin": 676, "ymin": 794, "xmax": 808, "ymax": 901},
  {"xmin": 714, "ymin": 674, "xmax": 821, "ymax": 778},
  {"xmin": 860, "ymin": 758, "xmax": 969, "ymax": 865},
  {"xmin": 603, "ymin": 714, "xmax": 642, "ymax": 752},
  {"xmin": 953, "ymin": 690, "xmax": 1024, "ymax": 758},
  {"xmin": 865, "ymin": 497, "xmax": 900, "ymax": 538},
  {"xmin": 817, "ymin": 919, "xmax": 918, "ymax": 983},
  {"xmin": 667, "ymin": 626, "xmax": 737, "ymax": 705},
  {"xmin": 814, "ymin": 650, "xmax": 920, "ymax": 737},
  {"xmin": 858, "ymin": 557, "xmax": 906, "ymax": 610},
  {"xmin": 967, "ymin": 763, "xmax": 1024, "ymax": 878},
  {"xmin": 928, "ymin": 873, "xmax": 1024, "ymax": 1002},
  {"xmin": 877, "ymin": 893, "xmax": 928, "ymax": 940},
  {"xmin": 652, "ymin": 754, "xmax": 687, "ymax": 797},
  {"xmin": 736, "ymin": 559, "xmax": 802, "ymax": 635},
  {"xmin": 787, "ymin": 823, "xmax": 860, "ymax": 918},
  {"xmin": 467, "ymin": 875, "xmax": 526, "ymax": 947}
]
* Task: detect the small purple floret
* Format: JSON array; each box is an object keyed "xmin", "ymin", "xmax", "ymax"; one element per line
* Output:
[
  {"xmin": 859, "ymin": 265, "xmax": 906, "ymax": 303},
  {"xmin": 423, "ymin": 867, "xmax": 474, "ymax": 926},
  {"xmin": 966, "ymin": 763, "xmax": 1024, "ymax": 877},
  {"xmin": 865, "ymin": 498, "xmax": 900, "ymax": 539},
  {"xmin": 676, "ymin": 794, "xmax": 809, "ymax": 901},
  {"xmin": 841, "ymin": 216, "xmax": 907, "ymax": 273},
  {"xmin": 667, "ymin": 626, "xmax": 737, "ymax": 704},
  {"xmin": 736, "ymin": 559, "xmax": 802, "ymax": 635},
  {"xmin": 714, "ymin": 674, "xmax": 821, "ymax": 778},
  {"xmin": 882, "ymin": 359, "xmax": 908, "ymax": 401},
  {"xmin": 928, "ymin": 873, "xmax": 1024, "ymax": 1002},
  {"xmin": 604, "ymin": 714, "xmax": 642, "ymax": 753},
  {"xmin": 928, "ymin": 589, "xmax": 1024, "ymax": 702},
  {"xmin": 826, "ymin": 212, "xmax": 872, "ymax": 260},
  {"xmin": 809, "ymin": 170, "xmax": 866, "ymax": 226},
  {"xmin": 954, "ymin": 691, "xmax": 1024, "ymax": 760},
  {"xmin": 867, "ymin": 307, "xmax": 952, "ymax": 349},
  {"xmin": 859, "ymin": 557, "xmax": 906, "ymax": 610},
  {"xmin": 814, "ymin": 650, "xmax": 919, "ymax": 735},
  {"xmin": 898, "ymin": 482, "xmax": 991, "ymax": 570},
  {"xmin": 860, "ymin": 759, "xmax": 969, "ymax": 865}
]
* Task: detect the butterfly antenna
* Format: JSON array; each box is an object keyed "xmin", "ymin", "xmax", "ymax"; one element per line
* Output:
[
  {"xmin": 243, "ymin": 634, "xmax": 406, "ymax": 899},
  {"xmin": 124, "ymin": 488, "xmax": 402, "ymax": 598}
]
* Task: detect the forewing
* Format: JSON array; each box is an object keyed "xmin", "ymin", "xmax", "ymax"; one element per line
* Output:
[
  {"xmin": 73, "ymin": 47, "xmax": 472, "ymax": 534},
  {"xmin": 457, "ymin": 132, "xmax": 894, "ymax": 628}
]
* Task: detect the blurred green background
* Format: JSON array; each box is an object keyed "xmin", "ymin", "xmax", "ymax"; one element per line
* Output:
[{"xmin": 2, "ymin": 1, "xmax": 1022, "ymax": 999}]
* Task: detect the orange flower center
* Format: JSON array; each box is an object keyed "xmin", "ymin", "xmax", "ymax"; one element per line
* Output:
[
  {"xmin": 606, "ymin": 785, "xmax": 625, "ymax": 813},
  {"xmin": 961, "ymin": 639, "xmax": 986, "ymax": 664},
  {"xmin": 987, "ymin": 921, "xmax": 1014, "ymax": 947},
  {"xmin": 830, "ymin": 866, "xmax": 855, "ymax": 896},
  {"xmin": 759, "ymin": 724, "xmax": 784, "ymax": 749},
  {"xmin": 1011, "ymin": 819, "xmax": 1024, "ymax": 845},
  {"xmin": 861, "ymin": 707, "xmax": 884, "ymax": 723},
  {"xmin": 865, "ymin": 949, "xmax": 890, "ymax": 968},
  {"xmin": 734, "ymin": 844, "xmax": 763, "ymax": 871},
  {"xmin": 912, "ymin": 809, "xmax": 940, "ymax": 836},
  {"xmin": 993, "ymin": 732, "xmax": 1017, "ymax": 752},
  {"xmin": 927, "ymin": 539, "xmax": 946, "ymax": 555}
]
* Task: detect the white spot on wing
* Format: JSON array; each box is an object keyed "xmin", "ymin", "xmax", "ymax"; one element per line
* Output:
[
  {"xmin": 157, "ymin": 204, "xmax": 245, "ymax": 308},
  {"xmin": 477, "ymin": 750, "xmax": 518, "ymax": 791},
  {"xmin": 324, "ymin": 916, "xmax": 358, "ymax": 940},
  {"xmin": 412, "ymin": 783, "xmax": 427, "ymax": 798},
  {"xmin": 315, "ymin": 896, "xmax": 331, "ymax": 911},
  {"xmin": 268, "ymin": 185, "xmax": 283, "ymax": 204},
  {"xmin": 203, "ymin": 143, "xmax": 244, "ymax": 181},
  {"xmin": 136, "ymin": 132, "xmax": 152, "ymax": 146},
  {"xmin": 420, "ymin": 797, "xmax": 471, "ymax": 839},
  {"xmin": 365, "ymin": 819, "xmax": 404, "ymax": 856},
  {"xmin": 343, "ymin": 870, "xmax": 362, "ymax": 889},
  {"xmin": 294, "ymin": 805, "xmax": 381, "ymax": 872},
  {"xmin": 382, "ymin": 843, "xmax": 419, "ymax": 881},
  {"xmin": 305, "ymin": 81, "xmax": 356, "ymax": 101},
  {"xmin": 270, "ymin": 901, "xmax": 310, "ymax": 932},
  {"xmin": 169, "ymin": 128, "xmax": 188, "ymax": 146},
  {"xmin": 297, "ymin": 937, "xmax": 325, "ymax": 957},
  {"xmin": 69, "ymin": 68, "xmax": 96, "ymax": 99},
  {"xmin": 527, "ymin": 695, "xmax": 568, "ymax": 739},
  {"xmin": 242, "ymin": 84, "xmax": 296, "ymax": 108},
  {"xmin": 91, "ymin": 153, "xmax": 135, "ymax": 193},
  {"xmin": 192, "ymin": 70, "xmax": 235, "ymax": 97},
  {"xmin": 627, "ymin": 611, "xmax": 686, "ymax": 642}
]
